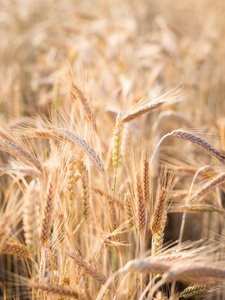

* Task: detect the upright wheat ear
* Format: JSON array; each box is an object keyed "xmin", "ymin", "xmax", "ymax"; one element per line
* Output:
[
  {"xmin": 112, "ymin": 113, "xmax": 123, "ymax": 174},
  {"xmin": 23, "ymin": 182, "xmax": 39, "ymax": 254},
  {"xmin": 40, "ymin": 175, "xmax": 55, "ymax": 246},
  {"xmin": 124, "ymin": 192, "xmax": 134, "ymax": 231},
  {"xmin": 71, "ymin": 82, "xmax": 97, "ymax": 131},
  {"xmin": 81, "ymin": 162, "xmax": 90, "ymax": 221},
  {"xmin": 135, "ymin": 173, "xmax": 146, "ymax": 236}
]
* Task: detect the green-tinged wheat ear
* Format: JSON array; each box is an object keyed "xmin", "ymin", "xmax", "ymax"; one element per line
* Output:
[
  {"xmin": 40, "ymin": 175, "xmax": 55, "ymax": 247},
  {"xmin": 124, "ymin": 192, "xmax": 134, "ymax": 231},
  {"xmin": 112, "ymin": 113, "xmax": 123, "ymax": 174},
  {"xmin": 180, "ymin": 283, "xmax": 212, "ymax": 298},
  {"xmin": 23, "ymin": 182, "xmax": 39, "ymax": 254},
  {"xmin": 135, "ymin": 172, "xmax": 146, "ymax": 236},
  {"xmin": 66, "ymin": 151, "xmax": 80, "ymax": 203}
]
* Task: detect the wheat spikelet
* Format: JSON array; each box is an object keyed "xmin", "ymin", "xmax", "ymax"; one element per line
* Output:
[
  {"xmin": 55, "ymin": 212, "xmax": 67, "ymax": 245},
  {"xmin": 177, "ymin": 204, "xmax": 225, "ymax": 215},
  {"xmin": 23, "ymin": 182, "xmax": 39, "ymax": 253},
  {"xmin": 1, "ymin": 139, "xmax": 44, "ymax": 174},
  {"xmin": 122, "ymin": 85, "xmax": 182, "ymax": 123},
  {"xmin": 151, "ymin": 187, "xmax": 167, "ymax": 236},
  {"xmin": 180, "ymin": 283, "xmax": 211, "ymax": 298},
  {"xmin": 124, "ymin": 192, "xmax": 134, "ymax": 231},
  {"xmin": 40, "ymin": 175, "xmax": 55, "ymax": 246},
  {"xmin": 60, "ymin": 128, "xmax": 105, "ymax": 174},
  {"xmin": 71, "ymin": 82, "xmax": 97, "ymax": 131},
  {"xmin": 67, "ymin": 251, "xmax": 115, "ymax": 292},
  {"xmin": 172, "ymin": 130, "xmax": 225, "ymax": 163},
  {"xmin": 135, "ymin": 172, "xmax": 146, "ymax": 236},
  {"xmin": 192, "ymin": 172, "xmax": 225, "ymax": 199},
  {"xmin": 81, "ymin": 163, "xmax": 90, "ymax": 221},
  {"xmin": 26, "ymin": 281, "xmax": 80, "ymax": 298},
  {"xmin": 112, "ymin": 113, "xmax": 123, "ymax": 174},
  {"xmin": 142, "ymin": 159, "xmax": 150, "ymax": 205},
  {"xmin": 65, "ymin": 152, "xmax": 80, "ymax": 203},
  {"xmin": 0, "ymin": 241, "xmax": 32, "ymax": 259}
]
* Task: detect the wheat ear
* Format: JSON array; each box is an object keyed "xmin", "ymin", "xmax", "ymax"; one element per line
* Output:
[
  {"xmin": 71, "ymin": 82, "xmax": 97, "ymax": 131},
  {"xmin": 192, "ymin": 172, "xmax": 225, "ymax": 199},
  {"xmin": 23, "ymin": 182, "xmax": 39, "ymax": 254},
  {"xmin": 172, "ymin": 130, "xmax": 225, "ymax": 163},
  {"xmin": 2, "ymin": 139, "xmax": 44, "ymax": 174},
  {"xmin": 124, "ymin": 192, "xmax": 134, "ymax": 231},
  {"xmin": 67, "ymin": 251, "xmax": 115, "ymax": 292},
  {"xmin": 26, "ymin": 281, "xmax": 80, "ymax": 298},
  {"xmin": 40, "ymin": 175, "xmax": 55, "ymax": 246},
  {"xmin": 122, "ymin": 85, "xmax": 182, "ymax": 123},
  {"xmin": 143, "ymin": 159, "xmax": 150, "ymax": 204},
  {"xmin": 60, "ymin": 128, "xmax": 105, "ymax": 174},
  {"xmin": 112, "ymin": 113, "xmax": 123, "ymax": 174},
  {"xmin": 0, "ymin": 241, "xmax": 32, "ymax": 259},
  {"xmin": 135, "ymin": 172, "xmax": 146, "ymax": 237},
  {"xmin": 180, "ymin": 283, "xmax": 212, "ymax": 298},
  {"xmin": 81, "ymin": 162, "xmax": 90, "ymax": 221}
]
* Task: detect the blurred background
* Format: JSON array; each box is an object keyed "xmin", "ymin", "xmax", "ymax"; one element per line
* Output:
[{"xmin": 1, "ymin": 0, "xmax": 225, "ymax": 119}]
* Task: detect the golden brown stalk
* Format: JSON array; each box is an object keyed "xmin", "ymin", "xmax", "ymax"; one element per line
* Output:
[
  {"xmin": 172, "ymin": 130, "xmax": 225, "ymax": 163},
  {"xmin": 124, "ymin": 192, "xmax": 134, "ymax": 231},
  {"xmin": 163, "ymin": 264, "xmax": 225, "ymax": 283},
  {"xmin": 180, "ymin": 283, "xmax": 211, "ymax": 298},
  {"xmin": 26, "ymin": 281, "xmax": 80, "ymax": 298},
  {"xmin": 23, "ymin": 182, "xmax": 39, "ymax": 253},
  {"xmin": 122, "ymin": 85, "xmax": 182, "ymax": 123},
  {"xmin": 142, "ymin": 159, "xmax": 150, "ymax": 205},
  {"xmin": 1, "ymin": 139, "xmax": 44, "ymax": 174},
  {"xmin": 0, "ymin": 241, "xmax": 31, "ymax": 259},
  {"xmin": 67, "ymin": 251, "xmax": 115, "ymax": 292},
  {"xmin": 40, "ymin": 175, "xmax": 55, "ymax": 246},
  {"xmin": 81, "ymin": 165, "xmax": 90, "ymax": 221},
  {"xmin": 15, "ymin": 166, "xmax": 43, "ymax": 178},
  {"xmin": 112, "ymin": 113, "xmax": 123, "ymax": 174},
  {"xmin": 135, "ymin": 173, "xmax": 146, "ymax": 236},
  {"xmin": 192, "ymin": 172, "xmax": 225, "ymax": 199},
  {"xmin": 71, "ymin": 82, "xmax": 97, "ymax": 131}
]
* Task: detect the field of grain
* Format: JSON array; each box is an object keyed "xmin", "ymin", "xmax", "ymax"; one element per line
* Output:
[{"xmin": 1, "ymin": 0, "xmax": 225, "ymax": 299}]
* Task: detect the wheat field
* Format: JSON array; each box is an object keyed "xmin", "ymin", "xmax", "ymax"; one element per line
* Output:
[{"xmin": 1, "ymin": 0, "xmax": 225, "ymax": 299}]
